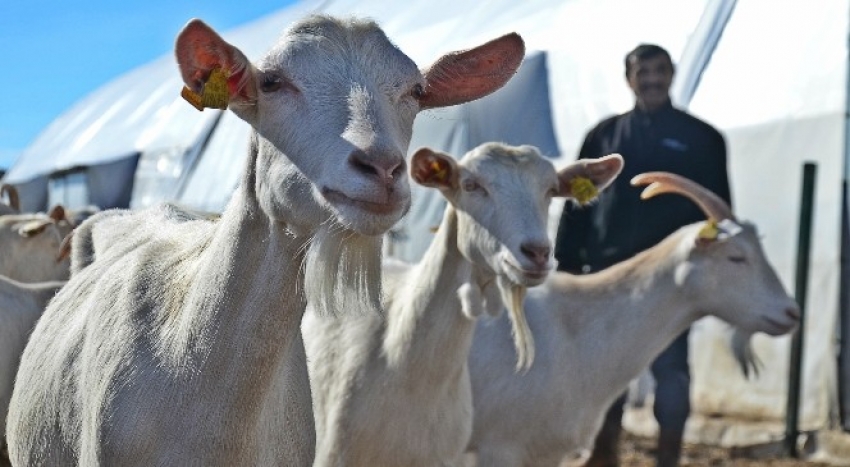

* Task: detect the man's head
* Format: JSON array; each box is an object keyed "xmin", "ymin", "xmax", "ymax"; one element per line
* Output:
[{"xmin": 624, "ymin": 43, "xmax": 674, "ymax": 113}]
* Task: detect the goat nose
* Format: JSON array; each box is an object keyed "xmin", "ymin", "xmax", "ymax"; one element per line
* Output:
[
  {"xmin": 348, "ymin": 149, "xmax": 404, "ymax": 187},
  {"xmin": 520, "ymin": 242, "xmax": 551, "ymax": 268},
  {"xmin": 785, "ymin": 304, "xmax": 801, "ymax": 321}
]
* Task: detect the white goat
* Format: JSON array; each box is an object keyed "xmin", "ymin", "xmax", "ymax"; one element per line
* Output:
[
  {"xmin": 465, "ymin": 172, "xmax": 801, "ymax": 467},
  {"xmin": 0, "ymin": 276, "xmax": 64, "ymax": 460},
  {"xmin": 7, "ymin": 15, "xmax": 524, "ymax": 467},
  {"xmin": 303, "ymin": 143, "xmax": 623, "ymax": 466},
  {"xmin": 0, "ymin": 206, "xmax": 73, "ymax": 282}
]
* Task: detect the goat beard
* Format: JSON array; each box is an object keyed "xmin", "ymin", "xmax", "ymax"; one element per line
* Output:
[
  {"xmin": 495, "ymin": 275, "xmax": 534, "ymax": 372},
  {"xmin": 730, "ymin": 328, "xmax": 762, "ymax": 379},
  {"xmin": 303, "ymin": 223, "xmax": 383, "ymax": 317}
]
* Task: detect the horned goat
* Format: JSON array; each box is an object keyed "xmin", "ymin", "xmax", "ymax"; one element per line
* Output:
[
  {"xmin": 465, "ymin": 172, "xmax": 801, "ymax": 467},
  {"xmin": 0, "ymin": 206, "xmax": 73, "ymax": 282},
  {"xmin": 303, "ymin": 143, "xmax": 623, "ymax": 466},
  {"xmin": 7, "ymin": 15, "xmax": 524, "ymax": 467}
]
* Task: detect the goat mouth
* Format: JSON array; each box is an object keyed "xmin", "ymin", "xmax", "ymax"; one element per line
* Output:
[
  {"xmin": 760, "ymin": 315, "xmax": 797, "ymax": 335},
  {"xmin": 501, "ymin": 257, "xmax": 550, "ymax": 285},
  {"xmin": 323, "ymin": 189, "xmax": 407, "ymax": 216}
]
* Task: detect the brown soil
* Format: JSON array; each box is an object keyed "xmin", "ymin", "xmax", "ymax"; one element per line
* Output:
[{"xmin": 620, "ymin": 432, "xmax": 833, "ymax": 466}]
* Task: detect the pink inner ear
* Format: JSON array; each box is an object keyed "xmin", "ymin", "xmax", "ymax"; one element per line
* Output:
[
  {"xmin": 412, "ymin": 152, "xmax": 454, "ymax": 188},
  {"xmin": 412, "ymin": 155, "xmax": 437, "ymax": 184},
  {"xmin": 176, "ymin": 20, "xmax": 255, "ymax": 103},
  {"xmin": 420, "ymin": 33, "xmax": 525, "ymax": 108},
  {"xmin": 426, "ymin": 158, "xmax": 450, "ymax": 184}
]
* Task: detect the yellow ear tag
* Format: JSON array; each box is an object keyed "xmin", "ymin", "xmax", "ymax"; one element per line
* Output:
[
  {"xmin": 698, "ymin": 220, "xmax": 720, "ymax": 240},
  {"xmin": 430, "ymin": 160, "xmax": 448, "ymax": 183},
  {"xmin": 570, "ymin": 177, "xmax": 598, "ymax": 205},
  {"xmin": 180, "ymin": 68, "xmax": 230, "ymax": 111}
]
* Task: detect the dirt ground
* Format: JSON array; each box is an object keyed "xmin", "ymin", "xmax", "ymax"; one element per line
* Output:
[
  {"xmin": 3, "ymin": 430, "xmax": 841, "ymax": 467},
  {"xmin": 620, "ymin": 431, "xmax": 835, "ymax": 467}
]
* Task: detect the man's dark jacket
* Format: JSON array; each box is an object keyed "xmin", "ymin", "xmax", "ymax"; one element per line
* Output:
[{"xmin": 555, "ymin": 101, "xmax": 731, "ymax": 273}]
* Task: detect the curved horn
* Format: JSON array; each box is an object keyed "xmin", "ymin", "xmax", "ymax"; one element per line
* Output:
[
  {"xmin": 57, "ymin": 231, "xmax": 74, "ymax": 263},
  {"xmin": 631, "ymin": 172, "xmax": 734, "ymax": 222},
  {"xmin": 1, "ymin": 184, "xmax": 20, "ymax": 212}
]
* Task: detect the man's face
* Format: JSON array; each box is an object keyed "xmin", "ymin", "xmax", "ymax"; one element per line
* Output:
[{"xmin": 626, "ymin": 54, "xmax": 673, "ymax": 112}]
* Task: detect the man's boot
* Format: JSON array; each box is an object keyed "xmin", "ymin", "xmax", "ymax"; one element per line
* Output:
[{"xmin": 654, "ymin": 429, "xmax": 684, "ymax": 467}]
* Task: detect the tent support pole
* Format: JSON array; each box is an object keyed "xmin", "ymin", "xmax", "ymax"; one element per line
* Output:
[
  {"xmin": 784, "ymin": 162, "xmax": 817, "ymax": 457},
  {"xmin": 838, "ymin": 2, "xmax": 850, "ymax": 433}
]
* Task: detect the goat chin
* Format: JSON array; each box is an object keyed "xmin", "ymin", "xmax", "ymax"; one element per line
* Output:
[{"xmin": 304, "ymin": 223, "xmax": 383, "ymax": 317}]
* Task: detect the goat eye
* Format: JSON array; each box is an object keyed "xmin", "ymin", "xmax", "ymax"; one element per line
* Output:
[
  {"xmin": 463, "ymin": 179, "xmax": 481, "ymax": 193},
  {"xmin": 260, "ymin": 75, "xmax": 283, "ymax": 93},
  {"xmin": 729, "ymin": 255, "xmax": 747, "ymax": 264},
  {"xmin": 411, "ymin": 83, "xmax": 424, "ymax": 100}
]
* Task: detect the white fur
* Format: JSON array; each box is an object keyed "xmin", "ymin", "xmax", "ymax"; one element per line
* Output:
[
  {"xmin": 466, "ymin": 220, "xmax": 800, "ymax": 467},
  {"xmin": 303, "ymin": 143, "xmax": 622, "ymax": 466},
  {"xmin": 0, "ymin": 211, "xmax": 73, "ymax": 282},
  {"xmin": 0, "ymin": 276, "xmax": 64, "ymax": 458},
  {"xmin": 7, "ymin": 15, "xmax": 525, "ymax": 467}
]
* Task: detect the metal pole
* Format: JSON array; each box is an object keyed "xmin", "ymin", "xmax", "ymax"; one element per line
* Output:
[
  {"xmin": 837, "ymin": 1, "xmax": 850, "ymax": 432},
  {"xmin": 840, "ymin": 181, "xmax": 850, "ymax": 430},
  {"xmin": 784, "ymin": 162, "xmax": 817, "ymax": 457}
]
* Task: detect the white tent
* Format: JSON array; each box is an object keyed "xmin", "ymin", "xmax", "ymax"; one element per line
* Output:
[{"xmin": 4, "ymin": 0, "xmax": 848, "ymax": 447}]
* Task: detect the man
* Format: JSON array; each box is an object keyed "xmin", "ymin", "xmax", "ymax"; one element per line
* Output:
[{"xmin": 554, "ymin": 44, "xmax": 731, "ymax": 467}]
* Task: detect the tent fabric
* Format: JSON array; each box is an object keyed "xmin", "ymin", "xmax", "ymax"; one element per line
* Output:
[
  {"xmin": 10, "ymin": 175, "xmax": 48, "ymax": 213},
  {"xmin": 687, "ymin": 0, "xmax": 848, "ymax": 430},
  {"xmin": 2, "ymin": 0, "xmax": 323, "ymax": 186},
  {"xmin": 175, "ymin": 111, "xmax": 252, "ymax": 212},
  {"xmin": 3, "ymin": 0, "xmax": 848, "ymax": 438},
  {"xmin": 55, "ymin": 155, "xmax": 140, "ymax": 210},
  {"xmin": 4, "ymin": 56, "xmax": 216, "ymax": 185},
  {"xmin": 4, "ymin": 0, "xmax": 709, "ymax": 187}
]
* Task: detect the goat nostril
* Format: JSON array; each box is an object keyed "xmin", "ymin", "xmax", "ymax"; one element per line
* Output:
[
  {"xmin": 786, "ymin": 306, "xmax": 801, "ymax": 321},
  {"xmin": 349, "ymin": 151, "xmax": 379, "ymax": 177},
  {"xmin": 348, "ymin": 150, "xmax": 404, "ymax": 184},
  {"xmin": 520, "ymin": 243, "xmax": 551, "ymax": 266},
  {"xmin": 389, "ymin": 161, "xmax": 405, "ymax": 179}
]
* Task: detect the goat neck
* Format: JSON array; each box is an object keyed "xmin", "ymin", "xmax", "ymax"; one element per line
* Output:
[
  {"xmin": 550, "ymin": 229, "xmax": 696, "ymax": 385},
  {"xmin": 383, "ymin": 205, "xmax": 478, "ymax": 376}
]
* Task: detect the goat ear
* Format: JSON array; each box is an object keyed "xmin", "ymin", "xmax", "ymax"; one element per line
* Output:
[
  {"xmin": 694, "ymin": 219, "xmax": 742, "ymax": 248},
  {"xmin": 694, "ymin": 221, "xmax": 721, "ymax": 248},
  {"xmin": 419, "ymin": 33, "xmax": 525, "ymax": 109},
  {"xmin": 18, "ymin": 220, "xmax": 50, "ymax": 237},
  {"xmin": 57, "ymin": 231, "xmax": 74, "ymax": 263},
  {"xmin": 175, "ymin": 19, "xmax": 257, "ymax": 110},
  {"xmin": 556, "ymin": 153, "xmax": 624, "ymax": 204},
  {"xmin": 410, "ymin": 148, "xmax": 459, "ymax": 190}
]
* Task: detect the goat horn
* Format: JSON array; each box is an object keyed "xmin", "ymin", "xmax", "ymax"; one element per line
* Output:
[
  {"xmin": 1, "ymin": 184, "xmax": 20, "ymax": 212},
  {"xmin": 631, "ymin": 172, "xmax": 734, "ymax": 222},
  {"xmin": 57, "ymin": 231, "xmax": 74, "ymax": 263}
]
